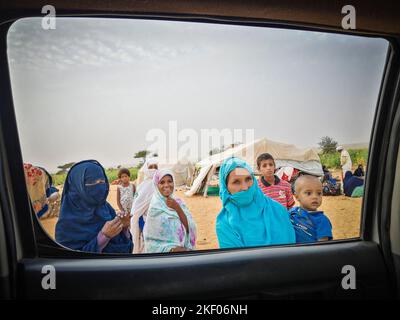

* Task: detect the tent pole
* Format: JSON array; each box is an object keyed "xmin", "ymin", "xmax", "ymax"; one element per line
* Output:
[{"xmin": 203, "ymin": 164, "xmax": 216, "ymax": 197}]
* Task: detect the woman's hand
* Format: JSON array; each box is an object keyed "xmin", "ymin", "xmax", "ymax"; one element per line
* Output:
[
  {"xmin": 116, "ymin": 211, "xmax": 131, "ymax": 229},
  {"xmin": 166, "ymin": 197, "xmax": 180, "ymax": 211},
  {"xmin": 101, "ymin": 217, "xmax": 123, "ymax": 238},
  {"xmin": 166, "ymin": 197, "xmax": 189, "ymax": 234},
  {"xmin": 32, "ymin": 201, "xmax": 43, "ymax": 213}
]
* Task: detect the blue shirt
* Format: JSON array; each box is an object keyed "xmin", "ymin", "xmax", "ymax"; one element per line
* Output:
[{"xmin": 289, "ymin": 206, "xmax": 333, "ymax": 243}]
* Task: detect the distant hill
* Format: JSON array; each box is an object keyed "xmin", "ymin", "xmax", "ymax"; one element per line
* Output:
[
  {"xmin": 315, "ymin": 142, "xmax": 368, "ymax": 154},
  {"xmin": 342, "ymin": 142, "xmax": 369, "ymax": 150}
]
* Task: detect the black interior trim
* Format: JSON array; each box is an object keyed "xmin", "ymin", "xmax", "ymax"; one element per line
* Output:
[
  {"xmin": 18, "ymin": 241, "xmax": 392, "ymax": 299},
  {"xmin": 379, "ymin": 46, "xmax": 400, "ymax": 297},
  {"xmin": 2, "ymin": 0, "xmax": 400, "ymax": 35}
]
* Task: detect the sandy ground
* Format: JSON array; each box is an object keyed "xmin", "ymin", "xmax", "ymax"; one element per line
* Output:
[{"xmin": 40, "ymin": 183, "xmax": 362, "ymax": 251}]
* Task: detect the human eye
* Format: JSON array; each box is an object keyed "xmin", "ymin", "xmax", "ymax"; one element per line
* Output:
[{"xmin": 85, "ymin": 179, "xmax": 105, "ymax": 186}]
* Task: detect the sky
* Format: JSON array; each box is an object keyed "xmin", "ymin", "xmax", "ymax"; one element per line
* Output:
[{"xmin": 7, "ymin": 17, "xmax": 388, "ymax": 173}]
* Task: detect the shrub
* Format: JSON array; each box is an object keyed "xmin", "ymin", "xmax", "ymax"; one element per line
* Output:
[
  {"xmin": 318, "ymin": 136, "xmax": 338, "ymax": 154},
  {"xmin": 320, "ymin": 148, "xmax": 368, "ymax": 170},
  {"xmin": 52, "ymin": 167, "xmax": 139, "ymax": 186}
]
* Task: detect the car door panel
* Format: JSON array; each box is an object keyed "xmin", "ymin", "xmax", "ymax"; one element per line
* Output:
[{"xmin": 19, "ymin": 241, "xmax": 391, "ymax": 299}]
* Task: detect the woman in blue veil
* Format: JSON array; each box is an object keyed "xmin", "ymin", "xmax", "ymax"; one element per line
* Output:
[
  {"xmin": 55, "ymin": 160, "xmax": 133, "ymax": 253},
  {"xmin": 217, "ymin": 157, "xmax": 295, "ymax": 249}
]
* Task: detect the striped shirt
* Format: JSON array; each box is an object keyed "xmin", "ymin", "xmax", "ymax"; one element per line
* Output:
[{"xmin": 258, "ymin": 176, "xmax": 295, "ymax": 210}]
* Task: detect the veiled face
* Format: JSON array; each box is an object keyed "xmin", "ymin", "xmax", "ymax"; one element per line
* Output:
[
  {"xmin": 83, "ymin": 165, "xmax": 108, "ymax": 203},
  {"xmin": 226, "ymin": 167, "xmax": 253, "ymax": 195}
]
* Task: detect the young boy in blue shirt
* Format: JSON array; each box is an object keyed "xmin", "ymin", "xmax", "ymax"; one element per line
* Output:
[{"xmin": 289, "ymin": 175, "xmax": 333, "ymax": 243}]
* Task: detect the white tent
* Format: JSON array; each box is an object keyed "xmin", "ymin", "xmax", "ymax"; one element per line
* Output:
[
  {"xmin": 136, "ymin": 157, "xmax": 195, "ymax": 187},
  {"xmin": 185, "ymin": 138, "xmax": 323, "ymax": 197}
]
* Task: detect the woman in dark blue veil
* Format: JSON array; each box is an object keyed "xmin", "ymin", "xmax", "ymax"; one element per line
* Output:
[{"xmin": 55, "ymin": 160, "xmax": 133, "ymax": 253}]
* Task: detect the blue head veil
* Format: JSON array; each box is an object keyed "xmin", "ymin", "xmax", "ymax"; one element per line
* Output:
[
  {"xmin": 343, "ymin": 170, "xmax": 364, "ymax": 197},
  {"xmin": 55, "ymin": 160, "xmax": 133, "ymax": 253},
  {"xmin": 216, "ymin": 157, "xmax": 295, "ymax": 248}
]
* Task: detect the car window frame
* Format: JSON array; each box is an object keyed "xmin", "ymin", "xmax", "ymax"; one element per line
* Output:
[{"xmin": 0, "ymin": 13, "xmax": 396, "ymax": 259}]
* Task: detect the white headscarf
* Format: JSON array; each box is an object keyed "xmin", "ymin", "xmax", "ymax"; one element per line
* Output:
[
  {"xmin": 143, "ymin": 169, "xmax": 197, "ymax": 253},
  {"xmin": 130, "ymin": 157, "xmax": 158, "ymax": 253},
  {"xmin": 142, "ymin": 157, "xmax": 157, "ymax": 179}
]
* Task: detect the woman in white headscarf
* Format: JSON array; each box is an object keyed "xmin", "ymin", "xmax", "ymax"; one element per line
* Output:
[
  {"xmin": 143, "ymin": 169, "xmax": 197, "ymax": 253},
  {"xmin": 130, "ymin": 158, "xmax": 158, "ymax": 253}
]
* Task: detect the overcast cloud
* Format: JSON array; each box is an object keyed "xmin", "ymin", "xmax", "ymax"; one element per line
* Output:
[{"xmin": 7, "ymin": 18, "xmax": 388, "ymax": 172}]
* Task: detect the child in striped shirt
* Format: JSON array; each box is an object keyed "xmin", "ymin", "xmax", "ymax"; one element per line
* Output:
[{"xmin": 257, "ymin": 153, "xmax": 295, "ymax": 210}]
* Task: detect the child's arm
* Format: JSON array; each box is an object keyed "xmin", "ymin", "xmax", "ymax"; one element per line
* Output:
[
  {"xmin": 132, "ymin": 183, "xmax": 136, "ymax": 195},
  {"xmin": 317, "ymin": 215, "xmax": 333, "ymax": 241},
  {"xmin": 116, "ymin": 187, "xmax": 124, "ymax": 213},
  {"xmin": 286, "ymin": 186, "xmax": 295, "ymax": 210}
]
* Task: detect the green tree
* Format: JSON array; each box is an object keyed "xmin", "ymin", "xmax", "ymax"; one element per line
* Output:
[
  {"xmin": 318, "ymin": 136, "xmax": 338, "ymax": 154},
  {"xmin": 134, "ymin": 150, "xmax": 151, "ymax": 168}
]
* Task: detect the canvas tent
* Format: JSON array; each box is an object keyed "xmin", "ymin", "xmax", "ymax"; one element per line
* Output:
[
  {"xmin": 136, "ymin": 157, "xmax": 195, "ymax": 187},
  {"xmin": 185, "ymin": 138, "xmax": 323, "ymax": 197}
]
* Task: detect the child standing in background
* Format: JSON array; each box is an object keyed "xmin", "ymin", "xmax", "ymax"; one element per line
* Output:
[
  {"xmin": 257, "ymin": 153, "xmax": 295, "ymax": 210},
  {"xmin": 117, "ymin": 168, "xmax": 136, "ymax": 215}
]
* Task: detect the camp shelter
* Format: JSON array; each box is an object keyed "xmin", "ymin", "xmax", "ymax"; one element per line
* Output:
[
  {"xmin": 136, "ymin": 157, "xmax": 195, "ymax": 187},
  {"xmin": 185, "ymin": 138, "xmax": 323, "ymax": 197}
]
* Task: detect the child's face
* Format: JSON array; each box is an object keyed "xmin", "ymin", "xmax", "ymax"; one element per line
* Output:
[
  {"xmin": 295, "ymin": 179, "xmax": 323, "ymax": 211},
  {"xmin": 227, "ymin": 167, "xmax": 254, "ymax": 194},
  {"xmin": 120, "ymin": 173, "xmax": 130, "ymax": 184},
  {"xmin": 158, "ymin": 175, "xmax": 174, "ymax": 197},
  {"xmin": 258, "ymin": 159, "xmax": 275, "ymax": 179}
]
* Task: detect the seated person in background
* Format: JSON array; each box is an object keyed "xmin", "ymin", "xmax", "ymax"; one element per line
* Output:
[
  {"xmin": 353, "ymin": 164, "xmax": 365, "ymax": 177},
  {"xmin": 343, "ymin": 171, "xmax": 364, "ymax": 197},
  {"xmin": 322, "ymin": 165, "xmax": 332, "ymax": 181},
  {"xmin": 256, "ymin": 153, "xmax": 295, "ymax": 210},
  {"xmin": 321, "ymin": 165, "xmax": 341, "ymax": 196},
  {"xmin": 289, "ymin": 175, "xmax": 333, "ymax": 243},
  {"xmin": 23, "ymin": 163, "xmax": 60, "ymax": 219},
  {"xmin": 55, "ymin": 160, "xmax": 133, "ymax": 253}
]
